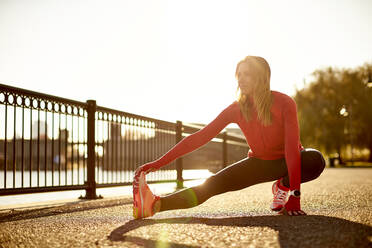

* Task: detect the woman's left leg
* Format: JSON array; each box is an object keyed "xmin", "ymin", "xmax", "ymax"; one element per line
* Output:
[{"xmin": 158, "ymin": 148, "xmax": 326, "ymax": 212}]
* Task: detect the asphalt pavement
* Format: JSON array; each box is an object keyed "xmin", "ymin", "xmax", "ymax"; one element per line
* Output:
[{"xmin": 0, "ymin": 168, "xmax": 371, "ymax": 248}]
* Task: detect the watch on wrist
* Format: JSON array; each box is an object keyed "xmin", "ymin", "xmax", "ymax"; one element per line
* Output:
[{"xmin": 289, "ymin": 189, "xmax": 301, "ymax": 198}]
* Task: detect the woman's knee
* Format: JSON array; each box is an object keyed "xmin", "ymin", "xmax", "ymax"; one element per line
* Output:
[
  {"xmin": 301, "ymin": 148, "xmax": 326, "ymax": 179},
  {"xmin": 199, "ymin": 175, "xmax": 226, "ymax": 195},
  {"xmin": 192, "ymin": 175, "xmax": 223, "ymax": 204}
]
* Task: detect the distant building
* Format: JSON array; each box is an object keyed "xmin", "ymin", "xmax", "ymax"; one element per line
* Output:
[
  {"xmin": 32, "ymin": 120, "xmax": 48, "ymax": 139},
  {"xmin": 0, "ymin": 129, "xmax": 72, "ymax": 170}
]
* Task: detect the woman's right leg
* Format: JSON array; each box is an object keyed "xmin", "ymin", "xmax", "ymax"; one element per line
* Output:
[{"xmin": 280, "ymin": 148, "xmax": 326, "ymax": 188}]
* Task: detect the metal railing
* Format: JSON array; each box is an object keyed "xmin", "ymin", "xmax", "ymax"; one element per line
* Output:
[{"xmin": 0, "ymin": 84, "xmax": 248, "ymax": 198}]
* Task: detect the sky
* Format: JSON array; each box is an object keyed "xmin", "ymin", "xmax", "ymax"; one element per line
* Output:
[{"xmin": 1, "ymin": 0, "xmax": 371, "ymax": 125}]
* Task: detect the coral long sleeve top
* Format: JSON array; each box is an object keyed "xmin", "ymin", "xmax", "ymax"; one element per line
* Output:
[{"xmin": 149, "ymin": 91, "xmax": 304, "ymax": 190}]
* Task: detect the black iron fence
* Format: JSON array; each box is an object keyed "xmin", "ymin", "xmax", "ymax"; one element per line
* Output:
[{"xmin": 0, "ymin": 84, "xmax": 248, "ymax": 198}]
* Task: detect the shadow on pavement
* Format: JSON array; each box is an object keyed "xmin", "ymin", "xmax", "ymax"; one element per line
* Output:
[
  {"xmin": 0, "ymin": 198, "xmax": 132, "ymax": 223},
  {"xmin": 109, "ymin": 215, "xmax": 372, "ymax": 248},
  {"xmin": 109, "ymin": 235, "xmax": 199, "ymax": 248}
]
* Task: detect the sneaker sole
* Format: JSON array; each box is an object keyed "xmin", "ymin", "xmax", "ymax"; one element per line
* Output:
[
  {"xmin": 271, "ymin": 206, "xmax": 284, "ymax": 212},
  {"xmin": 271, "ymin": 201, "xmax": 284, "ymax": 212}
]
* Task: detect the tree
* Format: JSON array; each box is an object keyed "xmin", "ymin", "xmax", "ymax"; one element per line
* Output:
[
  {"xmin": 354, "ymin": 63, "xmax": 372, "ymax": 162},
  {"xmin": 294, "ymin": 63, "xmax": 372, "ymax": 163}
]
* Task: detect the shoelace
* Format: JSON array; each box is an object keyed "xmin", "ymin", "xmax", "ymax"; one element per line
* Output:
[{"xmin": 274, "ymin": 188, "xmax": 288, "ymax": 202}]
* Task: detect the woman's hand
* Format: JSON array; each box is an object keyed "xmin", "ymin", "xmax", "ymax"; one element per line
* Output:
[
  {"xmin": 279, "ymin": 195, "xmax": 307, "ymax": 216},
  {"xmin": 133, "ymin": 162, "xmax": 157, "ymax": 186}
]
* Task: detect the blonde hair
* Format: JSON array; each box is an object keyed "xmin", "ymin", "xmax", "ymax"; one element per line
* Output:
[{"xmin": 236, "ymin": 56, "xmax": 273, "ymax": 126}]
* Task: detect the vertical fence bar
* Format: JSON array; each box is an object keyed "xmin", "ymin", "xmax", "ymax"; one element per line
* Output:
[
  {"xmin": 152, "ymin": 123, "xmax": 156, "ymax": 179},
  {"xmin": 83, "ymin": 100, "xmax": 98, "ymax": 199},
  {"xmin": 138, "ymin": 121, "xmax": 142, "ymax": 174},
  {"xmin": 95, "ymin": 115, "xmax": 98, "ymax": 184},
  {"xmin": 114, "ymin": 119, "xmax": 117, "ymax": 182},
  {"xmin": 175, "ymin": 121, "xmax": 183, "ymax": 189},
  {"xmin": 123, "ymin": 119, "xmax": 126, "ymax": 182},
  {"xmin": 110, "ymin": 119, "xmax": 113, "ymax": 183},
  {"xmin": 98, "ymin": 114, "xmax": 101, "ymax": 184},
  {"xmin": 163, "ymin": 126, "xmax": 167, "ymax": 181},
  {"xmin": 65, "ymin": 111, "xmax": 67, "ymax": 185},
  {"xmin": 22, "ymin": 101, "xmax": 25, "ymax": 188},
  {"xmin": 158, "ymin": 124, "xmax": 162, "ymax": 180},
  {"xmin": 166, "ymin": 126, "xmax": 170, "ymax": 180},
  {"xmin": 154, "ymin": 123, "xmax": 159, "ymax": 181},
  {"xmin": 130, "ymin": 120, "xmax": 134, "ymax": 176},
  {"xmin": 138, "ymin": 121, "xmax": 141, "ymax": 170},
  {"xmin": 95, "ymin": 117, "xmax": 98, "ymax": 184},
  {"xmin": 161, "ymin": 125, "xmax": 165, "ymax": 180},
  {"xmin": 45, "ymin": 108, "xmax": 47, "ymax": 187},
  {"xmin": 141, "ymin": 121, "xmax": 145, "ymax": 167},
  {"xmin": 153, "ymin": 123, "xmax": 157, "ymax": 180},
  {"xmin": 95, "ymin": 116, "xmax": 98, "ymax": 184},
  {"xmin": 169, "ymin": 126, "xmax": 173, "ymax": 180},
  {"xmin": 51, "ymin": 109, "xmax": 54, "ymax": 186},
  {"xmin": 110, "ymin": 118, "xmax": 113, "ymax": 182},
  {"xmin": 103, "ymin": 117, "xmax": 105, "ymax": 183},
  {"xmin": 124, "ymin": 119, "xmax": 126, "ymax": 182},
  {"xmin": 107, "ymin": 119, "xmax": 110, "ymax": 183},
  {"xmin": 135, "ymin": 120, "xmax": 138, "ymax": 173},
  {"xmin": 58, "ymin": 111, "xmax": 61, "ymax": 186},
  {"xmin": 138, "ymin": 120, "xmax": 141, "ymax": 171},
  {"xmin": 83, "ymin": 110, "xmax": 86, "ymax": 183},
  {"xmin": 77, "ymin": 113, "xmax": 80, "ymax": 184},
  {"xmin": 132, "ymin": 120, "xmax": 135, "ymax": 174},
  {"xmin": 125, "ymin": 119, "xmax": 129, "ymax": 183},
  {"xmin": 165, "ymin": 126, "xmax": 169, "ymax": 180},
  {"xmin": 4, "ymin": 99, "xmax": 7, "ymax": 188},
  {"xmin": 29, "ymin": 104, "xmax": 32, "ymax": 187},
  {"xmin": 37, "ymin": 106, "xmax": 40, "ymax": 187},
  {"xmin": 102, "ymin": 117, "xmax": 105, "ymax": 183},
  {"xmin": 13, "ymin": 102, "xmax": 16, "ymax": 188},
  {"xmin": 119, "ymin": 119, "xmax": 122, "ymax": 182},
  {"xmin": 71, "ymin": 110, "xmax": 74, "ymax": 185},
  {"xmin": 116, "ymin": 119, "xmax": 119, "ymax": 183},
  {"xmin": 146, "ymin": 122, "xmax": 150, "ymax": 165}
]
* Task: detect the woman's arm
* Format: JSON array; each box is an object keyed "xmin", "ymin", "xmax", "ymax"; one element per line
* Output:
[
  {"xmin": 283, "ymin": 97, "xmax": 301, "ymax": 190},
  {"xmin": 136, "ymin": 102, "xmax": 237, "ymax": 175},
  {"xmin": 283, "ymin": 97, "xmax": 303, "ymax": 212}
]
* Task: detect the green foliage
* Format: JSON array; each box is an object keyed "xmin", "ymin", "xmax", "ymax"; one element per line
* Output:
[{"xmin": 294, "ymin": 63, "xmax": 372, "ymax": 161}]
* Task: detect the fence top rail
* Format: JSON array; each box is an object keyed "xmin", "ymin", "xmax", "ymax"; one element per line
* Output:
[
  {"xmin": 95, "ymin": 105, "xmax": 176, "ymax": 128},
  {"xmin": 95, "ymin": 106, "xmax": 247, "ymax": 144},
  {"xmin": 0, "ymin": 83, "xmax": 87, "ymax": 108}
]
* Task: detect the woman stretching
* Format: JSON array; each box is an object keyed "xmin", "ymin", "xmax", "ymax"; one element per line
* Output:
[{"xmin": 133, "ymin": 56, "xmax": 325, "ymax": 218}]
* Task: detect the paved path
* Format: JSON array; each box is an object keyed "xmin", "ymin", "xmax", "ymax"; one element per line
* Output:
[{"xmin": 1, "ymin": 168, "xmax": 372, "ymax": 247}]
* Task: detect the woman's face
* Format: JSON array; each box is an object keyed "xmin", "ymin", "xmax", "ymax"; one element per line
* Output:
[{"xmin": 237, "ymin": 62, "xmax": 256, "ymax": 95}]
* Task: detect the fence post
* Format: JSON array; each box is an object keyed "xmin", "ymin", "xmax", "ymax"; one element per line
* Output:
[
  {"xmin": 222, "ymin": 132, "xmax": 228, "ymax": 168},
  {"xmin": 80, "ymin": 100, "xmax": 101, "ymax": 199},
  {"xmin": 175, "ymin": 121, "xmax": 184, "ymax": 189}
]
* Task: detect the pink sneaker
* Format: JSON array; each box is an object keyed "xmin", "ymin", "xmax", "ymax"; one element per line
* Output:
[
  {"xmin": 133, "ymin": 172, "xmax": 160, "ymax": 219},
  {"xmin": 270, "ymin": 179, "xmax": 289, "ymax": 211}
]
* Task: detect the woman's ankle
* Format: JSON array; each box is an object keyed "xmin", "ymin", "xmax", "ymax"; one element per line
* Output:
[{"xmin": 279, "ymin": 178, "xmax": 289, "ymax": 190}]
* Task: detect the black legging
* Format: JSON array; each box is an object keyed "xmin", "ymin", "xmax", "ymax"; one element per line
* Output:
[{"xmin": 160, "ymin": 148, "xmax": 326, "ymax": 212}]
